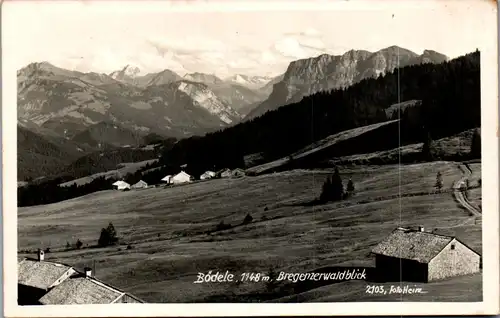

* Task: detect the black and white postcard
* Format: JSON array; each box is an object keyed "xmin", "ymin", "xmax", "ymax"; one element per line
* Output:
[{"xmin": 3, "ymin": 0, "xmax": 499, "ymax": 316}]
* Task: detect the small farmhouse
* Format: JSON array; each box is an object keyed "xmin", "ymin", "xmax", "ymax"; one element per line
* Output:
[
  {"xmin": 18, "ymin": 250, "xmax": 144, "ymax": 305},
  {"xmin": 172, "ymin": 171, "xmax": 192, "ymax": 184},
  {"xmin": 231, "ymin": 168, "xmax": 246, "ymax": 178},
  {"xmin": 217, "ymin": 169, "xmax": 231, "ymax": 178},
  {"xmin": 112, "ymin": 181, "xmax": 131, "ymax": 191},
  {"xmin": 131, "ymin": 180, "xmax": 148, "ymax": 189},
  {"xmin": 371, "ymin": 227, "xmax": 481, "ymax": 283},
  {"xmin": 200, "ymin": 171, "xmax": 215, "ymax": 180},
  {"xmin": 161, "ymin": 175, "xmax": 173, "ymax": 184}
]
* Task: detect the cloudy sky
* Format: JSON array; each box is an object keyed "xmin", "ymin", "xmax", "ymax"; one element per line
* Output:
[{"xmin": 3, "ymin": 0, "xmax": 494, "ymax": 78}]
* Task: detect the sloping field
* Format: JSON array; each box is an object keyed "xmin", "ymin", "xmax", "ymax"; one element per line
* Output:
[
  {"xmin": 18, "ymin": 161, "xmax": 481, "ymax": 303},
  {"xmin": 246, "ymin": 120, "xmax": 399, "ymax": 175},
  {"xmin": 59, "ymin": 159, "xmax": 158, "ymax": 187},
  {"xmin": 331, "ymin": 129, "xmax": 478, "ymax": 166}
]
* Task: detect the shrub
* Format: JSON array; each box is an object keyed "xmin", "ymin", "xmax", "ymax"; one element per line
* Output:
[
  {"xmin": 242, "ymin": 213, "xmax": 253, "ymax": 225},
  {"xmin": 76, "ymin": 239, "xmax": 83, "ymax": 249},
  {"xmin": 435, "ymin": 172, "xmax": 443, "ymax": 191},
  {"xmin": 215, "ymin": 220, "xmax": 232, "ymax": 232}
]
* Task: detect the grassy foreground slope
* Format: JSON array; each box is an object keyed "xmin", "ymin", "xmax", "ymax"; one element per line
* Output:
[{"xmin": 18, "ymin": 161, "xmax": 481, "ymax": 302}]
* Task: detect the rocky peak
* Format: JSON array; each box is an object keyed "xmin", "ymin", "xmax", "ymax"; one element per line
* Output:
[{"xmin": 246, "ymin": 46, "xmax": 448, "ymax": 119}]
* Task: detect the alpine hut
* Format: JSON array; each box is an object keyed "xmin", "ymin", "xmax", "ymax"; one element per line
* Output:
[
  {"xmin": 172, "ymin": 171, "xmax": 192, "ymax": 184},
  {"xmin": 231, "ymin": 168, "xmax": 246, "ymax": 178},
  {"xmin": 131, "ymin": 180, "xmax": 148, "ymax": 189},
  {"xmin": 112, "ymin": 181, "xmax": 131, "ymax": 191},
  {"xmin": 161, "ymin": 175, "xmax": 173, "ymax": 184},
  {"xmin": 216, "ymin": 169, "xmax": 231, "ymax": 178},
  {"xmin": 200, "ymin": 171, "xmax": 216, "ymax": 180},
  {"xmin": 371, "ymin": 227, "xmax": 481, "ymax": 283}
]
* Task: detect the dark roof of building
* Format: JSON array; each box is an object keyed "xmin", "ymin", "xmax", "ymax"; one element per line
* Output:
[
  {"xmin": 39, "ymin": 274, "xmax": 124, "ymax": 305},
  {"xmin": 18, "ymin": 258, "xmax": 73, "ymax": 290},
  {"xmin": 18, "ymin": 257, "xmax": 145, "ymax": 304},
  {"xmin": 371, "ymin": 227, "xmax": 455, "ymax": 263}
]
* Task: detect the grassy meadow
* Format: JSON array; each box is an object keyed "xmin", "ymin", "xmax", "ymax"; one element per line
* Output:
[{"xmin": 18, "ymin": 161, "xmax": 482, "ymax": 302}]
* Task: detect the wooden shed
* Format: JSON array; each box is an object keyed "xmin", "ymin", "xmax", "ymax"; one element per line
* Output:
[{"xmin": 371, "ymin": 227, "xmax": 481, "ymax": 283}]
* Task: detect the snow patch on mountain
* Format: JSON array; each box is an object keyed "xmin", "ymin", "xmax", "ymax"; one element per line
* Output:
[
  {"xmin": 226, "ymin": 74, "xmax": 273, "ymax": 88},
  {"xmin": 109, "ymin": 64, "xmax": 142, "ymax": 81}
]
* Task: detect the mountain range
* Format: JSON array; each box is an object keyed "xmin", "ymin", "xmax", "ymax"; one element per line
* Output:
[
  {"xmin": 17, "ymin": 45, "xmax": 448, "ymax": 180},
  {"xmin": 246, "ymin": 46, "xmax": 448, "ymax": 119}
]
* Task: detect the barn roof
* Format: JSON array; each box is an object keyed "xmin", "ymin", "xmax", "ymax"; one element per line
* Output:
[
  {"xmin": 371, "ymin": 227, "xmax": 454, "ymax": 263},
  {"xmin": 174, "ymin": 171, "xmax": 191, "ymax": 178},
  {"xmin": 18, "ymin": 259, "xmax": 73, "ymax": 290},
  {"xmin": 39, "ymin": 275, "xmax": 124, "ymax": 305}
]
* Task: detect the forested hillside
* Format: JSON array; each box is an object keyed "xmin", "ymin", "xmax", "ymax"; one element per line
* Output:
[{"xmin": 158, "ymin": 51, "xmax": 480, "ymax": 174}]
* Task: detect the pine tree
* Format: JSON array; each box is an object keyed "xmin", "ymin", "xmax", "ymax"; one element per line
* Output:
[
  {"xmin": 435, "ymin": 172, "xmax": 443, "ymax": 192},
  {"xmin": 331, "ymin": 167, "xmax": 345, "ymax": 201},
  {"xmin": 347, "ymin": 178, "xmax": 355, "ymax": 194},
  {"xmin": 470, "ymin": 128, "xmax": 481, "ymax": 158},
  {"xmin": 319, "ymin": 176, "xmax": 333, "ymax": 202},
  {"xmin": 106, "ymin": 222, "xmax": 118, "ymax": 244},
  {"xmin": 422, "ymin": 131, "xmax": 434, "ymax": 161},
  {"xmin": 98, "ymin": 223, "xmax": 119, "ymax": 247},
  {"xmin": 98, "ymin": 228, "xmax": 110, "ymax": 247}
]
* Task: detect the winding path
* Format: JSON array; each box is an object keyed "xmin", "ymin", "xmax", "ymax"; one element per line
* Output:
[{"xmin": 453, "ymin": 164, "xmax": 481, "ymax": 217}]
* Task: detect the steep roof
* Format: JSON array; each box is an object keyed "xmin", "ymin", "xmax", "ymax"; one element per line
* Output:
[
  {"xmin": 18, "ymin": 259, "xmax": 73, "ymax": 290},
  {"xmin": 161, "ymin": 175, "xmax": 172, "ymax": 181},
  {"xmin": 371, "ymin": 227, "xmax": 454, "ymax": 263},
  {"xmin": 18, "ymin": 258, "xmax": 145, "ymax": 304},
  {"xmin": 39, "ymin": 275, "xmax": 123, "ymax": 305},
  {"xmin": 174, "ymin": 171, "xmax": 191, "ymax": 178},
  {"xmin": 132, "ymin": 180, "xmax": 147, "ymax": 187}
]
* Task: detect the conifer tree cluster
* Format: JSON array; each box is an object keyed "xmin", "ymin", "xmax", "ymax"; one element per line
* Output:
[
  {"xmin": 320, "ymin": 168, "xmax": 345, "ymax": 203},
  {"xmin": 98, "ymin": 222, "xmax": 119, "ymax": 247}
]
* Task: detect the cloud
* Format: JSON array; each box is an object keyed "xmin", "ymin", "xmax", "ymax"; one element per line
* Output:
[{"xmin": 272, "ymin": 36, "xmax": 327, "ymax": 59}]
